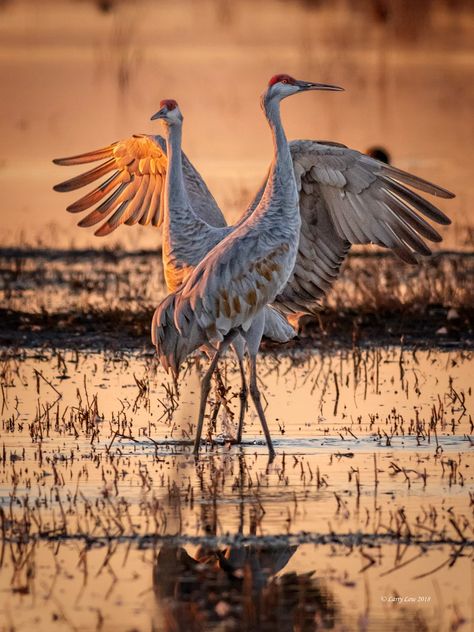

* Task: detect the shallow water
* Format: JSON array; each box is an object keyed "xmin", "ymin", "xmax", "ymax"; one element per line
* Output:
[
  {"xmin": 1, "ymin": 346, "xmax": 472, "ymax": 630},
  {"xmin": 0, "ymin": 540, "xmax": 470, "ymax": 632}
]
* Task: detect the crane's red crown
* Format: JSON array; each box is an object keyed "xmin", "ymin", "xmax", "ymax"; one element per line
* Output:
[
  {"xmin": 159, "ymin": 99, "xmax": 178, "ymax": 110},
  {"xmin": 268, "ymin": 74, "xmax": 296, "ymax": 87}
]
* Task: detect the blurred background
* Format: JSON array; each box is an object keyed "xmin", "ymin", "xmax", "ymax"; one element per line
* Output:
[{"xmin": 0, "ymin": 0, "xmax": 472, "ymax": 250}]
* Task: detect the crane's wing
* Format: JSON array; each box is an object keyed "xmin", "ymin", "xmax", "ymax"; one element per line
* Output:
[
  {"xmin": 274, "ymin": 140, "xmax": 454, "ymax": 314},
  {"xmin": 53, "ymin": 134, "xmax": 226, "ymax": 236}
]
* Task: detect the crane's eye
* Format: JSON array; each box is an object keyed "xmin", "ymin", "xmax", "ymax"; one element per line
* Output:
[{"xmin": 282, "ymin": 79, "xmax": 288, "ymax": 84}]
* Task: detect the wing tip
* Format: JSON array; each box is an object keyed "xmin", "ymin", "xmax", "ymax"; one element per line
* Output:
[
  {"xmin": 53, "ymin": 182, "xmax": 69, "ymax": 192},
  {"xmin": 439, "ymin": 216, "xmax": 452, "ymax": 226},
  {"xmin": 430, "ymin": 209, "xmax": 452, "ymax": 226},
  {"xmin": 431, "ymin": 187, "xmax": 455, "ymax": 200},
  {"xmin": 419, "ymin": 183, "xmax": 455, "ymax": 200},
  {"xmin": 94, "ymin": 223, "xmax": 114, "ymax": 237},
  {"xmin": 381, "ymin": 164, "xmax": 456, "ymax": 200},
  {"xmin": 66, "ymin": 202, "xmax": 82, "ymax": 213}
]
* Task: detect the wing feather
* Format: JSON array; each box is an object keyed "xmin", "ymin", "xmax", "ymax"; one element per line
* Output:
[
  {"xmin": 150, "ymin": 184, "xmax": 165, "ymax": 227},
  {"xmin": 122, "ymin": 173, "xmax": 150, "ymax": 224},
  {"xmin": 95, "ymin": 200, "xmax": 133, "ymax": 237},
  {"xmin": 379, "ymin": 188, "xmax": 442, "ymax": 242},
  {"xmin": 380, "ymin": 176, "xmax": 451, "ymax": 224},
  {"xmin": 379, "ymin": 162, "xmax": 454, "ymax": 198},
  {"xmin": 275, "ymin": 140, "xmax": 454, "ymax": 314},
  {"xmin": 54, "ymin": 133, "xmax": 227, "ymax": 235},
  {"xmin": 66, "ymin": 172, "xmax": 124, "ymax": 213},
  {"xmin": 138, "ymin": 175, "xmax": 157, "ymax": 226},
  {"xmin": 53, "ymin": 158, "xmax": 116, "ymax": 192},
  {"xmin": 53, "ymin": 143, "xmax": 117, "ymax": 166},
  {"xmin": 77, "ymin": 181, "xmax": 130, "ymax": 228}
]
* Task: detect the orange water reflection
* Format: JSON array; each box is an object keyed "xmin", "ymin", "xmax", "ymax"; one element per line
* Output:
[{"xmin": 0, "ymin": 347, "xmax": 472, "ymax": 629}]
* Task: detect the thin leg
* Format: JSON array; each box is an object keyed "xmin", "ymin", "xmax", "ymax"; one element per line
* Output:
[
  {"xmin": 202, "ymin": 346, "xmax": 224, "ymax": 429},
  {"xmin": 193, "ymin": 333, "xmax": 237, "ymax": 456},
  {"xmin": 209, "ymin": 366, "xmax": 225, "ymax": 430},
  {"xmin": 209, "ymin": 339, "xmax": 248, "ymax": 442},
  {"xmin": 236, "ymin": 352, "xmax": 248, "ymax": 444},
  {"xmin": 248, "ymin": 354, "xmax": 275, "ymax": 460}
]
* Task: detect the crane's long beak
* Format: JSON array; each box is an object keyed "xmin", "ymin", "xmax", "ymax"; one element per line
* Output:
[
  {"xmin": 296, "ymin": 80, "xmax": 344, "ymax": 92},
  {"xmin": 151, "ymin": 107, "xmax": 167, "ymax": 121}
]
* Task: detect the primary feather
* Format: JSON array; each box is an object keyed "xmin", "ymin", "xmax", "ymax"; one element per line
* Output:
[{"xmin": 54, "ymin": 134, "xmax": 226, "ymax": 235}]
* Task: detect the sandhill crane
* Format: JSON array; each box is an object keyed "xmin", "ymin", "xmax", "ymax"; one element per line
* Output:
[
  {"xmin": 54, "ymin": 74, "xmax": 454, "ymax": 457},
  {"xmin": 154, "ymin": 75, "xmax": 346, "ymax": 459},
  {"xmin": 54, "ymin": 98, "xmax": 295, "ymax": 445},
  {"xmin": 148, "ymin": 98, "xmax": 294, "ymax": 441}
]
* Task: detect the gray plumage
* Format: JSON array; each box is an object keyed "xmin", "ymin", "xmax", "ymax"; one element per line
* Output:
[{"xmin": 274, "ymin": 139, "xmax": 453, "ymax": 314}]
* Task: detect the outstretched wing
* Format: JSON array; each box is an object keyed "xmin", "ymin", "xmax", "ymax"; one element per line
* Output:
[
  {"xmin": 53, "ymin": 134, "xmax": 226, "ymax": 236},
  {"xmin": 274, "ymin": 140, "xmax": 454, "ymax": 314}
]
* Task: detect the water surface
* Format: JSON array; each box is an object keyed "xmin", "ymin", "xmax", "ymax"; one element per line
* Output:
[{"xmin": 1, "ymin": 346, "xmax": 472, "ymax": 630}]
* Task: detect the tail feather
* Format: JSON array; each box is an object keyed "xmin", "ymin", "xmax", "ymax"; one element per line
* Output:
[
  {"xmin": 263, "ymin": 306, "xmax": 296, "ymax": 343},
  {"xmin": 151, "ymin": 294, "xmax": 190, "ymax": 377},
  {"xmin": 152, "ymin": 293, "xmax": 205, "ymax": 377},
  {"xmin": 153, "ymin": 296, "xmax": 295, "ymax": 375}
]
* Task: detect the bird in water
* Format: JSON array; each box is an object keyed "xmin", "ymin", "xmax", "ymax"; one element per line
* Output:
[
  {"xmin": 54, "ymin": 74, "xmax": 454, "ymax": 458},
  {"xmin": 148, "ymin": 98, "xmax": 295, "ymax": 442}
]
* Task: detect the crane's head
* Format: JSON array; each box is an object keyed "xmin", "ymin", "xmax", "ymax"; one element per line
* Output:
[
  {"xmin": 264, "ymin": 74, "xmax": 344, "ymax": 102},
  {"xmin": 151, "ymin": 99, "xmax": 183, "ymax": 125}
]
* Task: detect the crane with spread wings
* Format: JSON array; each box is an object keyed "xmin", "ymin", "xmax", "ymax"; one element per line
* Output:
[{"xmin": 54, "ymin": 74, "xmax": 454, "ymax": 457}]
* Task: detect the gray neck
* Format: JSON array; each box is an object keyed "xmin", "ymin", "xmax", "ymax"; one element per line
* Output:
[
  {"xmin": 264, "ymin": 97, "xmax": 288, "ymax": 159},
  {"xmin": 164, "ymin": 123, "xmax": 188, "ymax": 209},
  {"xmin": 256, "ymin": 96, "xmax": 298, "ymax": 219}
]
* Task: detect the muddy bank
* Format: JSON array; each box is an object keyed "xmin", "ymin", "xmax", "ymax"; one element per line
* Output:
[
  {"xmin": 1, "ymin": 303, "xmax": 473, "ymax": 351},
  {"xmin": 1, "ymin": 249, "xmax": 473, "ymax": 351}
]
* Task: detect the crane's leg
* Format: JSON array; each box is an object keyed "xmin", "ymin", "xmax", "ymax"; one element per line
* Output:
[
  {"xmin": 194, "ymin": 332, "xmax": 237, "ymax": 456},
  {"xmin": 248, "ymin": 353, "xmax": 275, "ymax": 460},
  {"xmin": 242, "ymin": 312, "xmax": 275, "ymax": 460},
  {"xmin": 232, "ymin": 337, "xmax": 248, "ymax": 444},
  {"xmin": 202, "ymin": 345, "xmax": 223, "ymax": 425},
  {"xmin": 203, "ymin": 345, "xmax": 236, "ymax": 429},
  {"xmin": 209, "ymin": 366, "xmax": 225, "ymax": 429},
  {"xmin": 206, "ymin": 338, "xmax": 248, "ymax": 442}
]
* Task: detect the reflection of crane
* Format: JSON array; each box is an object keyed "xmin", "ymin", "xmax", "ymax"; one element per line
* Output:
[
  {"xmin": 54, "ymin": 74, "xmax": 454, "ymax": 458},
  {"xmin": 152, "ymin": 543, "xmax": 338, "ymax": 632}
]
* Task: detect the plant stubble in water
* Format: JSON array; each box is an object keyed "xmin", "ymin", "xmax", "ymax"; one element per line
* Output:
[{"xmin": 0, "ymin": 346, "xmax": 472, "ymax": 630}]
